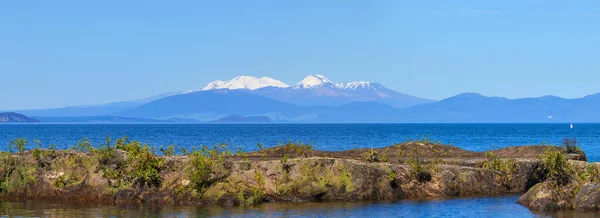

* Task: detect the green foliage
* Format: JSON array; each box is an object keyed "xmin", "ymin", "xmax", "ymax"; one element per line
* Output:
[
  {"xmin": 188, "ymin": 145, "xmax": 231, "ymax": 194},
  {"xmin": 245, "ymin": 171, "xmax": 265, "ymax": 205},
  {"xmin": 32, "ymin": 140, "xmax": 42, "ymax": 162},
  {"xmin": 71, "ymin": 138, "xmax": 93, "ymax": 152},
  {"xmin": 539, "ymin": 148, "xmax": 574, "ymax": 186},
  {"xmin": 0, "ymin": 156, "xmax": 37, "ymax": 194},
  {"xmin": 587, "ymin": 164, "xmax": 600, "ymax": 182},
  {"xmin": 131, "ymin": 146, "xmax": 164, "ymax": 188},
  {"xmin": 481, "ymin": 152, "xmax": 518, "ymax": 173},
  {"xmin": 160, "ymin": 145, "xmax": 176, "ymax": 156},
  {"xmin": 236, "ymin": 148, "xmax": 248, "ymax": 162},
  {"xmin": 281, "ymin": 142, "xmax": 314, "ymax": 157},
  {"xmin": 380, "ymin": 147, "xmax": 390, "ymax": 162},
  {"xmin": 280, "ymin": 154, "xmax": 290, "ymax": 164},
  {"xmin": 362, "ymin": 149, "xmax": 380, "ymax": 163},
  {"xmin": 53, "ymin": 175, "xmax": 67, "ymax": 188},
  {"xmin": 98, "ymin": 136, "xmax": 164, "ymax": 189},
  {"xmin": 386, "ymin": 167, "xmax": 397, "ymax": 182},
  {"xmin": 339, "ymin": 167, "xmax": 354, "ymax": 192},
  {"xmin": 9, "ymin": 138, "xmax": 28, "ymax": 154},
  {"xmin": 180, "ymin": 148, "xmax": 189, "ymax": 156},
  {"xmin": 407, "ymin": 156, "xmax": 431, "ymax": 182}
]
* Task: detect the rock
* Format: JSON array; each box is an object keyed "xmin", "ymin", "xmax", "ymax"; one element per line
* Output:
[
  {"xmin": 575, "ymin": 183, "xmax": 600, "ymax": 211},
  {"xmin": 0, "ymin": 144, "xmax": 585, "ymax": 208},
  {"xmin": 518, "ymin": 181, "xmax": 577, "ymax": 211},
  {"xmin": 45, "ymin": 171, "xmax": 65, "ymax": 180}
]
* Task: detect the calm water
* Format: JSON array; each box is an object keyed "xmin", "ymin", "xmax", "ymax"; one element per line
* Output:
[
  {"xmin": 1, "ymin": 195, "xmax": 600, "ymax": 218},
  {"xmin": 1, "ymin": 123, "xmax": 599, "ymax": 217}
]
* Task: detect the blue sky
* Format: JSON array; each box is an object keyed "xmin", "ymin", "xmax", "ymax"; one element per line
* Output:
[{"xmin": 1, "ymin": 1, "xmax": 599, "ymax": 110}]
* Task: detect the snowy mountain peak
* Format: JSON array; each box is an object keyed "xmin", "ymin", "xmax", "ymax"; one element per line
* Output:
[
  {"xmin": 336, "ymin": 81, "xmax": 377, "ymax": 90},
  {"xmin": 294, "ymin": 74, "xmax": 334, "ymax": 89},
  {"xmin": 201, "ymin": 76, "xmax": 289, "ymax": 91}
]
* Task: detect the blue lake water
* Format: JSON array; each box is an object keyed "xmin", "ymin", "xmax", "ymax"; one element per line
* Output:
[
  {"xmin": 1, "ymin": 123, "xmax": 599, "ymax": 217},
  {"xmin": 2, "ymin": 195, "xmax": 600, "ymax": 217},
  {"xmin": 0, "ymin": 123, "xmax": 597, "ymax": 160}
]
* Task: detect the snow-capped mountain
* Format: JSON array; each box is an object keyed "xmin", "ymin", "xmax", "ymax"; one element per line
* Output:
[
  {"xmin": 203, "ymin": 74, "xmax": 433, "ymax": 108},
  {"xmin": 201, "ymin": 76, "xmax": 289, "ymax": 91},
  {"xmin": 293, "ymin": 74, "xmax": 335, "ymax": 89}
]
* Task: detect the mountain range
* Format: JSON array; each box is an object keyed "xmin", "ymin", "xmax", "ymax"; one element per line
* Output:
[{"xmin": 4, "ymin": 74, "xmax": 600, "ymax": 123}]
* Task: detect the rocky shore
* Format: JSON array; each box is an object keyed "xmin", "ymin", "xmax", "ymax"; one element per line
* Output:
[{"xmin": 0, "ymin": 137, "xmax": 593, "ymax": 211}]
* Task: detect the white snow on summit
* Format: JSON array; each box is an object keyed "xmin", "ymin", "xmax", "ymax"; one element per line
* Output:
[
  {"xmin": 201, "ymin": 76, "xmax": 289, "ymax": 91},
  {"xmin": 293, "ymin": 74, "xmax": 334, "ymax": 89},
  {"xmin": 335, "ymin": 81, "xmax": 376, "ymax": 90}
]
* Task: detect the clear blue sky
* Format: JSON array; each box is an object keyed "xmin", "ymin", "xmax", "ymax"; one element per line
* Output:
[{"xmin": 1, "ymin": 1, "xmax": 599, "ymax": 110}]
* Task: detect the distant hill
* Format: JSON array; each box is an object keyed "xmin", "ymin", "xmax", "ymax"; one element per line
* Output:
[
  {"xmin": 32, "ymin": 116, "xmax": 164, "ymax": 123},
  {"xmin": 116, "ymin": 90, "xmax": 307, "ymax": 121},
  {"xmin": 211, "ymin": 115, "xmax": 271, "ymax": 123},
  {"xmin": 16, "ymin": 91, "xmax": 183, "ymax": 117},
  {"xmin": 397, "ymin": 93, "xmax": 600, "ymax": 123},
  {"xmin": 0, "ymin": 112, "xmax": 39, "ymax": 123}
]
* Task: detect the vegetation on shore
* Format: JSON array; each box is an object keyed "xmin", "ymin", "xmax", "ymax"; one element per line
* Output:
[{"xmin": 0, "ymin": 136, "xmax": 590, "ymax": 209}]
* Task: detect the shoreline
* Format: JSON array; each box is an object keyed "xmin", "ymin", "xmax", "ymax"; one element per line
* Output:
[{"xmin": 0, "ymin": 137, "xmax": 593, "ymax": 211}]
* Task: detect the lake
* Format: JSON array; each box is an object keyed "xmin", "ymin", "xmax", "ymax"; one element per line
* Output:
[{"xmin": 0, "ymin": 123, "xmax": 596, "ymax": 160}]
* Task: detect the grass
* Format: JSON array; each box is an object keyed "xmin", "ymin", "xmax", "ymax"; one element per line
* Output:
[{"xmin": 481, "ymin": 152, "xmax": 518, "ymax": 173}]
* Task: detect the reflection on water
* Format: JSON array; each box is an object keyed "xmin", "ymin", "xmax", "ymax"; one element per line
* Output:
[{"xmin": 1, "ymin": 195, "xmax": 600, "ymax": 218}]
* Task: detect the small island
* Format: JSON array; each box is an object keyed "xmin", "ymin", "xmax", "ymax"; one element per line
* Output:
[
  {"xmin": 211, "ymin": 115, "xmax": 271, "ymax": 123},
  {"xmin": 0, "ymin": 112, "xmax": 39, "ymax": 123},
  {"xmin": 0, "ymin": 137, "xmax": 594, "ymax": 212}
]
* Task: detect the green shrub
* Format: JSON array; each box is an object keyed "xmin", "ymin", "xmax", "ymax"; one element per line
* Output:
[
  {"xmin": 380, "ymin": 147, "xmax": 390, "ymax": 162},
  {"xmin": 131, "ymin": 145, "xmax": 163, "ymax": 188},
  {"xmin": 32, "ymin": 140, "xmax": 42, "ymax": 162},
  {"xmin": 539, "ymin": 148, "xmax": 574, "ymax": 186},
  {"xmin": 98, "ymin": 137, "xmax": 163, "ymax": 189},
  {"xmin": 9, "ymin": 138, "xmax": 27, "ymax": 154},
  {"xmin": 71, "ymin": 138, "xmax": 93, "ymax": 152},
  {"xmin": 386, "ymin": 167, "xmax": 397, "ymax": 182},
  {"xmin": 362, "ymin": 149, "xmax": 380, "ymax": 162},
  {"xmin": 282, "ymin": 142, "xmax": 313, "ymax": 157},
  {"xmin": 189, "ymin": 145, "xmax": 231, "ymax": 194},
  {"xmin": 160, "ymin": 145, "xmax": 176, "ymax": 156}
]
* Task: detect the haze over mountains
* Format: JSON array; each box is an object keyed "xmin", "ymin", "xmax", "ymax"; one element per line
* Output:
[{"xmin": 5, "ymin": 74, "xmax": 600, "ymax": 123}]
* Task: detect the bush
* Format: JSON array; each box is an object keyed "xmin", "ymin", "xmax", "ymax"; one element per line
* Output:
[
  {"xmin": 160, "ymin": 145, "xmax": 176, "ymax": 156},
  {"xmin": 189, "ymin": 145, "xmax": 231, "ymax": 194},
  {"xmin": 362, "ymin": 149, "xmax": 380, "ymax": 163},
  {"xmin": 71, "ymin": 138, "xmax": 93, "ymax": 152},
  {"xmin": 131, "ymin": 146, "xmax": 164, "ymax": 188},
  {"xmin": 98, "ymin": 136, "xmax": 163, "ymax": 189},
  {"xmin": 539, "ymin": 148, "xmax": 574, "ymax": 186},
  {"xmin": 9, "ymin": 138, "xmax": 27, "ymax": 154},
  {"xmin": 563, "ymin": 137, "xmax": 581, "ymax": 153}
]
